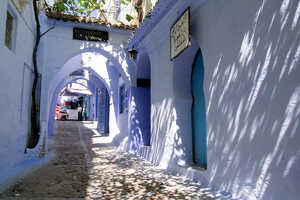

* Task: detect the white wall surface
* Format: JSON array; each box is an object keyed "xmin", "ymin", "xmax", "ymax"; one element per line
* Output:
[
  {"xmin": 0, "ymin": 0, "xmax": 34, "ymax": 167},
  {"xmin": 191, "ymin": 0, "xmax": 300, "ymax": 199},
  {"xmin": 39, "ymin": 15, "xmax": 136, "ymax": 153},
  {"xmin": 130, "ymin": 0, "xmax": 300, "ymax": 199},
  {"xmin": 0, "ymin": 0, "xmax": 47, "ymax": 191},
  {"xmin": 116, "ymin": 77, "xmax": 129, "ymax": 145},
  {"xmin": 39, "ymin": 16, "xmax": 133, "ymax": 124}
]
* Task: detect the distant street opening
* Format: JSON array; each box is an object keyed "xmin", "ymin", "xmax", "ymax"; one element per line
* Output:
[{"xmin": 54, "ymin": 75, "xmax": 110, "ymax": 136}]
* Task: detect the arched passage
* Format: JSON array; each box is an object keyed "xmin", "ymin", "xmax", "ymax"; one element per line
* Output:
[
  {"xmin": 45, "ymin": 48, "xmax": 125, "ymax": 139},
  {"xmin": 47, "ymin": 72, "xmax": 112, "ymax": 137},
  {"xmin": 45, "ymin": 47, "xmax": 131, "ymax": 121},
  {"xmin": 47, "ymin": 49, "xmax": 125, "ymax": 100}
]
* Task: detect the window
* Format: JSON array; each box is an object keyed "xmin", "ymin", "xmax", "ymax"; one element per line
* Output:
[{"xmin": 5, "ymin": 9, "xmax": 15, "ymax": 51}]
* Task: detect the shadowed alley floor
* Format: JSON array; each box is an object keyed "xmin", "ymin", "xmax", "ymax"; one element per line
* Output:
[{"xmin": 0, "ymin": 121, "xmax": 228, "ymax": 200}]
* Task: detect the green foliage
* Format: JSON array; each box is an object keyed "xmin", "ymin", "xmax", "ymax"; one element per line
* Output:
[
  {"xmin": 134, "ymin": 3, "xmax": 139, "ymax": 12},
  {"xmin": 121, "ymin": 0, "xmax": 128, "ymax": 6},
  {"xmin": 52, "ymin": 0, "xmax": 135, "ymax": 22},
  {"xmin": 52, "ymin": 0, "xmax": 107, "ymax": 17},
  {"xmin": 126, "ymin": 14, "xmax": 133, "ymax": 22}
]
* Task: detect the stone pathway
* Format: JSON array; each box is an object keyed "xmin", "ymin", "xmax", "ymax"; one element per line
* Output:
[{"xmin": 0, "ymin": 121, "xmax": 230, "ymax": 200}]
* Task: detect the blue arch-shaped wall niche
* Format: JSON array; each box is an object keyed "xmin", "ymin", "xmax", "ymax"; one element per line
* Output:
[{"xmin": 191, "ymin": 49, "xmax": 207, "ymax": 169}]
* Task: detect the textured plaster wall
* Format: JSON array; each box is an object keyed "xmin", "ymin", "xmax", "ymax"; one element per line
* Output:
[
  {"xmin": 191, "ymin": 0, "xmax": 300, "ymax": 199},
  {"xmin": 130, "ymin": 0, "xmax": 300, "ymax": 199},
  {"xmin": 0, "ymin": 0, "xmax": 48, "ymax": 191}
]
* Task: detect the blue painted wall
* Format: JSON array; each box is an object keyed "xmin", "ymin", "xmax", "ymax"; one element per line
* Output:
[
  {"xmin": 126, "ymin": 0, "xmax": 300, "ymax": 199},
  {"xmin": 97, "ymin": 86, "xmax": 110, "ymax": 135},
  {"xmin": 191, "ymin": 50, "xmax": 207, "ymax": 169},
  {"xmin": 128, "ymin": 87, "xmax": 151, "ymax": 151}
]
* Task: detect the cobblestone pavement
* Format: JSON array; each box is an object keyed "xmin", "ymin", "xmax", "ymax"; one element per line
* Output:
[{"xmin": 0, "ymin": 121, "xmax": 230, "ymax": 200}]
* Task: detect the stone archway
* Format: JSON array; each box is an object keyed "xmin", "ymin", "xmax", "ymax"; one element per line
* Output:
[
  {"xmin": 47, "ymin": 73, "xmax": 112, "ymax": 137},
  {"xmin": 45, "ymin": 50, "xmax": 126, "ymax": 148}
]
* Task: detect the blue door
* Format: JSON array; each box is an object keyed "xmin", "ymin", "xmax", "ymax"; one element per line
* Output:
[
  {"xmin": 104, "ymin": 88, "xmax": 110, "ymax": 135},
  {"xmin": 191, "ymin": 49, "xmax": 207, "ymax": 169},
  {"xmin": 97, "ymin": 87, "xmax": 109, "ymax": 135},
  {"xmin": 95, "ymin": 88, "xmax": 99, "ymax": 120}
]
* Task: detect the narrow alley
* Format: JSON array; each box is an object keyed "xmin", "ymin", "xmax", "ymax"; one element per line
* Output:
[
  {"xmin": 0, "ymin": 121, "xmax": 225, "ymax": 200},
  {"xmin": 1, "ymin": 1, "xmax": 299, "ymax": 199}
]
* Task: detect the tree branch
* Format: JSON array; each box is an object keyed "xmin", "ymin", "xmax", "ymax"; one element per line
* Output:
[
  {"xmin": 41, "ymin": 23, "xmax": 55, "ymax": 38},
  {"xmin": 43, "ymin": 0, "xmax": 51, "ymax": 12},
  {"xmin": 27, "ymin": 0, "xmax": 41, "ymax": 149}
]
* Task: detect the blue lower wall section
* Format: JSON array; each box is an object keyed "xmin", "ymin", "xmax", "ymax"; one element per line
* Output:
[
  {"xmin": 97, "ymin": 87, "xmax": 109, "ymax": 134},
  {"xmin": 128, "ymin": 87, "xmax": 151, "ymax": 151}
]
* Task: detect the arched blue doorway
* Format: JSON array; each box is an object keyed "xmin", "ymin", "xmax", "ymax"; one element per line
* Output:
[
  {"xmin": 128, "ymin": 52, "xmax": 151, "ymax": 151},
  {"xmin": 191, "ymin": 49, "xmax": 207, "ymax": 169},
  {"xmin": 97, "ymin": 87, "xmax": 110, "ymax": 135}
]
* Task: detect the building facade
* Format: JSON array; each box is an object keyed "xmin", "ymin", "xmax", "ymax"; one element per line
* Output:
[
  {"xmin": 124, "ymin": 0, "xmax": 300, "ymax": 199},
  {"xmin": 0, "ymin": 0, "xmax": 299, "ymax": 199},
  {"xmin": 0, "ymin": 0, "xmax": 40, "ymax": 188}
]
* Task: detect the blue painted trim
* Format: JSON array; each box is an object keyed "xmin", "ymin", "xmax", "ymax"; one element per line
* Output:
[
  {"xmin": 95, "ymin": 88, "xmax": 99, "ymax": 120},
  {"xmin": 104, "ymin": 89, "xmax": 110, "ymax": 135},
  {"xmin": 119, "ymin": 84, "xmax": 126, "ymax": 114},
  {"xmin": 97, "ymin": 86, "xmax": 110, "ymax": 135}
]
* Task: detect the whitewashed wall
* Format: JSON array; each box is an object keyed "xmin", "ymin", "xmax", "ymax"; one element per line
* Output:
[
  {"xmin": 116, "ymin": 77, "xmax": 129, "ymax": 146},
  {"xmin": 192, "ymin": 0, "xmax": 300, "ymax": 199},
  {"xmin": 0, "ymin": 0, "xmax": 47, "ymax": 191},
  {"xmin": 0, "ymin": 1, "xmax": 134, "ymax": 190},
  {"xmin": 39, "ymin": 15, "xmax": 135, "ymax": 149},
  {"xmin": 130, "ymin": 0, "xmax": 300, "ymax": 199}
]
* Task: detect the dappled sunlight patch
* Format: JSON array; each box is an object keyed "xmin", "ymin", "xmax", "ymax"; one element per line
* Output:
[
  {"xmin": 203, "ymin": 0, "xmax": 300, "ymax": 199},
  {"xmin": 150, "ymin": 98, "xmax": 181, "ymax": 169},
  {"xmin": 74, "ymin": 117, "xmax": 227, "ymax": 199},
  {"xmin": 273, "ymin": 87, "xmax": 300, "ymax": 153},
  {"xmin": 280, "ymin": 0, "xmax": 291, "ymax": 20},
  {"xmin": 292, "ymin": 2, "xmax": 300, "ymax": 30},
  {"xmin": 82, "ymin": 121, "xmax": 115, "ymax": 144},
  {"xmin": 288, "ymin": 45, "xmax": 300, "ymax": 75}
]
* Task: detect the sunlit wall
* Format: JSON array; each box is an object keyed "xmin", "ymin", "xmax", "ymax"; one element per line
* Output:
[{"xmin": 127, "ymin": 0, "xmax": 300, "ymax": 199}]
